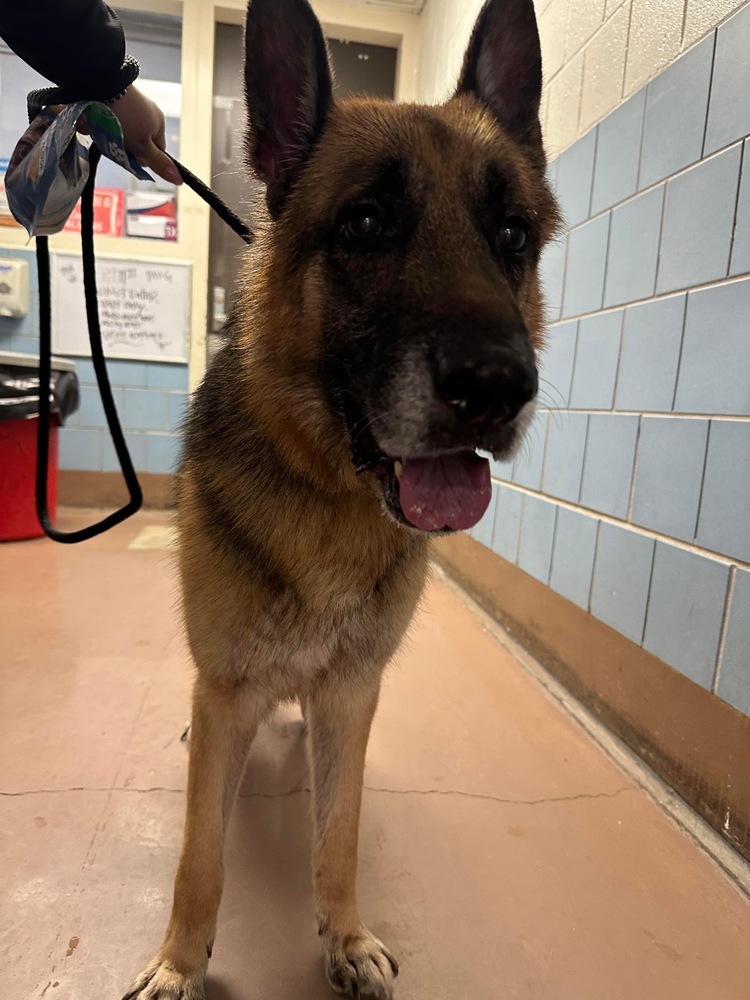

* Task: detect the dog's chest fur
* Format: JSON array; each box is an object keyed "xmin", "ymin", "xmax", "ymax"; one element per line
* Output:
[
  {"xmin": 177, "ymin": 346, "xmax": 429, "ymax": 693},
  {"xmin": 179, "ymin": 490, "xmax": 429, "ymax": 695}
]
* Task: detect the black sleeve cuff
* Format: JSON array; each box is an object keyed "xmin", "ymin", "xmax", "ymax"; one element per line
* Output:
[{"xmin": 27, "ymin": 56, "xmax": 140, "ymax": 119}]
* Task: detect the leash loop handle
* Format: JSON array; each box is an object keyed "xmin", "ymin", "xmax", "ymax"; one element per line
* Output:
[
  {"xmin": 34, "ymin": 142, "xmax": 253, "ymax": 543},
  {"xmin": 36, "ymin": 144, "xmax": 143, "ymax": 543}
]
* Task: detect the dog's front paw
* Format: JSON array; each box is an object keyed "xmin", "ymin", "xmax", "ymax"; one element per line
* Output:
[
  {"xmin": 323, "ymin": 927, "xmax": 399, "ymax": 999},
  {"xmin": 121, "ymin": 955, "xmax": 205, "ymax": 1000}
]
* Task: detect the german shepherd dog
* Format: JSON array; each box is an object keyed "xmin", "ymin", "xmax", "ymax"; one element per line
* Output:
[{"xmin": 123, "ymin": 0, "xmax": 559, "ymax": 997}]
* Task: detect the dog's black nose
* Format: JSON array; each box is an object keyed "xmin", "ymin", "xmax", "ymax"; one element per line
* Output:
[{"xmin": 435, "ymin": 353, "xmax": 538, "ymax": 426}]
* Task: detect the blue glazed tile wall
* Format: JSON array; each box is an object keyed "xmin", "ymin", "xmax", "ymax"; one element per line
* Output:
[
  {"xmin": 643, "ymin": 544, "xmax": 729, "ymax": 689},
  {"xmin": 471, "ymin": 15, "xmax": 750, "ymax": 719},
  {"xmin": 591, "ymin": 89, "xmax": 645, "ymax": 215},
  {"xmin": 638, "ymin": 34, "xmax": 714, "ymax": 190},
  {"xmin": 0, "ymin": 248, "xmax": 189, "ymax": 475},
  {"xmin": 630, "ymin": 418, "xmax": 709, "ymax": 542},
  {"xmin": 717, "ymin": 569, "xmax": 750, "ymax": 714},
  {"xmin": 579, "ymin": 414, "xmax": 639, "ymax": 520},
  {"xmin": 657, "ymin": 144, "xmax": 742, "ymax": 294},
  {"xmin": 569, "ymin": 312, "xmax": 623, "ymax": 409}
]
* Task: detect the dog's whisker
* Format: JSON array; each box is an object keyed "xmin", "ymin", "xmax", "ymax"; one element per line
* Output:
[{"xmin": 537, "ymin": 378, "xmax": 567, "ymax": 410}]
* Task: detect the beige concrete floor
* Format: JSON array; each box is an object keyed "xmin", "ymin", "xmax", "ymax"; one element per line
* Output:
[{"xmin": 1, "ymin": 509, "xmax": 749, "ymax": 1000}]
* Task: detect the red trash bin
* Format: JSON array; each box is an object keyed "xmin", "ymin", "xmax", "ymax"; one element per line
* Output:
[
  {"xmin": 0, "ymin": 414, "xmax": 60, "ymax": 541},
  {"xmin": 0, "ymin": 353, "xmax": 78, "ymax": 542}
]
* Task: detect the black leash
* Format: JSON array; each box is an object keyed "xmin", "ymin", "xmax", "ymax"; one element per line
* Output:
[{"xmin": 35, "ymin": 141, "xmax": 253, "ymax": 543}]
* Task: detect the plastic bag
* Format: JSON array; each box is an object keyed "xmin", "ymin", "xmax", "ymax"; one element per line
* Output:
[
  {"xmin": 4, "ymin": 101, "xmax": 150, "ymax": 237},
  {"xmin": 0, "ymin": 363, "xmax": 79, "ymax": 424}
]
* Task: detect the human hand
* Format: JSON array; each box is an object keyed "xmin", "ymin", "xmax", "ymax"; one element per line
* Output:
[{"xmin": 106, "ymin": 85, "xmax": 182, "ymax": 186}]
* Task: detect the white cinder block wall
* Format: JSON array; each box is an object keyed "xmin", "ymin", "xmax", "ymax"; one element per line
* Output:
[{"xmin": 416, "ymin": 0, "xmax": 750, "ymax": 154}]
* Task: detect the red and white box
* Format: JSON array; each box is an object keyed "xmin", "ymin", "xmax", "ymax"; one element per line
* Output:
[{"xmin": 125, "ymin": 191, "xmax": 178, "ymax": 241}]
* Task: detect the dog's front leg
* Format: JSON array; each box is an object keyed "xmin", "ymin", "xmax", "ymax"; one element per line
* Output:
[
  {"xmin": 122, "ymin": 677, "xmax": 267, "ymax": 1000},
  {"xmin": 308, "ymin": 676, "xmax": 398, "ymax": 999}
]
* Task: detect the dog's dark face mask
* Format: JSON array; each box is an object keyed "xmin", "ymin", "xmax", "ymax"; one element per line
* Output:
[{"xmin": 244, "ymin": 0, "xmax": 560, "ymax": 534}]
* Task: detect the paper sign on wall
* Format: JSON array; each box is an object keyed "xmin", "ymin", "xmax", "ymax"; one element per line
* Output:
[
  {"xmin": 63, "ymin": 188, "xmax": 124, "ymax": 237},
  {"xmin": 51, "ymin": 252, "xmax": 190, "ymax": 363},
  {"xmin": 0, "ymin": 156, "xmax": 21, "ymax": 229}
]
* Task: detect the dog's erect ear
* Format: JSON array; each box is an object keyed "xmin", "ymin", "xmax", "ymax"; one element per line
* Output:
[
  {"xmin": 244, "ymin": 0, "xmax": 333, "ymax": 216},
  {"xmin": 455, "ymin": 0, "xmax": 543, "ymax": 151}
]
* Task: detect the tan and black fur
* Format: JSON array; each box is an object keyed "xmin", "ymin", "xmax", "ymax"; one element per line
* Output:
[{"xmin": 123, "ymin": 1, "xmax": 559, "ymax": 997}]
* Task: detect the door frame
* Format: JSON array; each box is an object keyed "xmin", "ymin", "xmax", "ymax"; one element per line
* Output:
[{"xmin": 131, "ymin": 0, "xmax": 421, "ymax": 391}]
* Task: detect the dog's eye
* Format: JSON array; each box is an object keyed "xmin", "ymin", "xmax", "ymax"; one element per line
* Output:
[
  {"xmin": 343, "ymin": 205, "xmax": 383, "ymax": 241},
  {"xmin": 500, "ymin": 217, "xmax": 529, "ymax": 254}
]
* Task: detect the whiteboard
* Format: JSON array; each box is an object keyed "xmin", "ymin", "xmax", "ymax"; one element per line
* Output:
[{"xmin": 51, "ymin": 252, "xmax": 191, "ymax": 363}]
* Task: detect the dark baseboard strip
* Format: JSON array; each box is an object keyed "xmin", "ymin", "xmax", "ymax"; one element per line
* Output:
[
  {"xmin": 436, "ymin": 533, "xmax": 750, "ymax": 865},
  {"xmin": 57, "ymin": 471, "xmax": 176, "ymax": 510}
]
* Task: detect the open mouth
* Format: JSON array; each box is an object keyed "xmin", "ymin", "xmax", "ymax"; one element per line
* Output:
[
  {"xmin": 375, "ymin": 450, "xmax": 492, "ymax": 534},
  {"xmin": 341, "ymin": 393, "xmax": 498, "ymax": 535}
]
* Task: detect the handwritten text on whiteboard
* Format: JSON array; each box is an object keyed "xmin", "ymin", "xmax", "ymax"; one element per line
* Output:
[{"xmin": 52, "ymin": 253, "xmax": 191, "ymax": 364}]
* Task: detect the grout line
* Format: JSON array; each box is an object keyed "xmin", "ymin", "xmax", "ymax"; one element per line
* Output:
[
  {"xmin": 561, "ymin": 1, "xmax": 576, "ymax": 70},
  {"xmin": 589, "ymin": 118, "xmax": 602, "ymax": 214},
  {"xmin": 635, "ymin": 81, "xmax": 649, "ymax": 191},
  {"xmin": 639, "ymin": 532, "xmax": 658, "ymax": 647},
  {"xmin": 670, "ymin": 293, "xmax": 690, "ymax": 411},
  {"xmin": 588, "ymin": 123, "xmax": 600, "ymax": 219},
  {"xmin": 625, "ymin": 414, "xmax": 642, "ymax": 521},
  {"xmin": 610, "ymin": 305, "xmax": 627, "ymax": 406},
  {"xmin": 508, "ymin": 429, "xmax": 521, "ymax": 483},
  {"xmin": 621, "ymin": 0, "xmax": 635, "ymax": 100},
  {"xmin": 489, "ymin": 481, "xmax": 501, "ymax": 554},
  {"xmin": 701, "ymin": 30, "xmax": 719, "ymax": 159},
  {"xmin": 434, "ymin": 567, "xmax": 750, "ymax": 899},
  {"xmin": 692, "ymin": 420, "xmax": 713, "ymax": 542},
  {"xmin": 542, "ymin": 231, "xmax": 568, "ymax": 323},
  {"xmin": 727, "ymin": 138, "xmax": 747, "ymax": 276},
  {"xmin": 550, "ymin": 268, "xmax": 749, "ymax": 326},
  {"xmin": 574, "ymin": 45, "xmax": 585, "ymax": 137},
  {"xmin": 586, "ymin": 518, "xmax": 602, "ymax": 614},
  {"xmin": 712, "ymin": 567, "xmax": 737, "ymax": 694},
  {"xmin": 556, "ymin": 232, "xmax": 569, "ymax": 321},
  {"xmin": 510, "ymin": 488, "xmax": 523, "ymax": 565},
  {"xmin": 558, "ymin": 137, "xmax": 746, "ymax": 235},
  {"xmin": 652, "ymin": 182, "xmax": 669, "ymax": 296},
  {"xmin": 565, "ymin": 318, "xmax": 583, "ymax": 411},
  {"xmin": 538, "ymin": 408, "xmax": 553, "ymax": 494},
  {"xmin": 558, "ymin": 0, "xmax": 621, "ymax": 73},
  {"xmin": 544, "ymin": 504, "xmax": 560, "ymax": 587},
  {"xmin": 679, "ymin": 0, "xmax": 690, "ymax": 48},
  {"xmin": 599, "ymin": 211, "xmax": 614, "ymax": 309},
  {"xmin": 487, "ymin": 475, "xmax": 750, "ymax": 572},
  {"xmin": 542, "ymin": 16, "xmax": 599, "ymax": 94},
  {"xmin": 576, "ymin": 413, "xmax": 591, "ymax": 505},
  {"xmin": 674, "ymin": 0, "xmax": 703, "ymax": 48},
  {"xmin": 546, "ymin": 506, "xmax": 560, "ymax": 587},
  {"xmin": 558, "ymin": 222, "xmax": 573, "ymax": 316},
  {"xmin": 514, "ymin": 493, "xmax": 528, "ymax": 566}
]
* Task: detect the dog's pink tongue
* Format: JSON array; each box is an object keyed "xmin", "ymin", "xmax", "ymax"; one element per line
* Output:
[{"xmin": 398, "ymin": 451, "xmax": 492, "ymax": 532}]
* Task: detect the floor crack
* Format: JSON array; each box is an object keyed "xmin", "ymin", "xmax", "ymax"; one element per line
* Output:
[
  {"xmin": 1, "ymin": 785, "xmax": 635, "ymax": 806},
  {"xmin": 0, "ymin": 786, "xmax": 184, "ymax": 797},
  {"xmin": 362, "ymin": 785, "xmax": 634, "ymax": 806}
]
